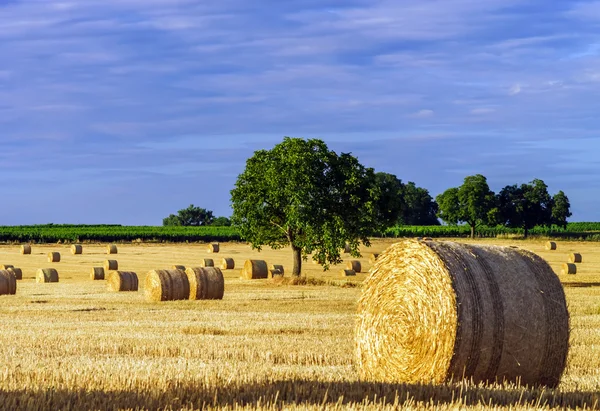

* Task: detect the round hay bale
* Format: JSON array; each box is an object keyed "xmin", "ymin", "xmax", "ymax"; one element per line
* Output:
[
  {"xmin": 561, "ymin": 263, "xmax": 577, "ymax": 275},
  {"xmin": 0, "ymin": 270, "xmax": 16, "ymax": 295},
  {"xmin": 200, "ymin": 258, "xmax": 214, "ymax": 268},
  {"xmin": 220, "ymin": 258, "xmax": 235, "ymax": 270},
  {"xmin": 207, "ymin": 243, "xmax": 220, "ymax": 253},
  {"xmin": 341, "ymin": 269, "xmax": 356, "ymax": 277},
  {"xmin": 107, "ymin": 271, "xmax": 138, "ymax": 292},
  {"xmin": 48, "ymin": 252, "xmax": 60, "ymax": 263},
  {"xmin": 241, "ymin": 260, "xmax": 268, "ymax": 279},
  {"xmin": 344, "ymin": 243, "xmax": 351, "ymax": 253},
  {"xmin": 0, "ymin": 264, "xmax": 14, "ymax": 270},
  {"xmin": 356, "ymin": 240, "xmax": 569, "ymax": 388},
  {"xmin": 172, "ymin": 265, "xmax": 186, "ymax": 271},
  {"xmin": 569, "ymin": 253, "xmax": 582, "ymax": 263},
  {"xmin": 144, "ymin": 269, "xmax": 190, "ymax": 301},
  {"xmin": 270, "ymin": 264, "xmax": 284, "ymax": 275},
  {"xmin": 90, "ymin": 267, "xmax": 105, "ymax": 280},
  {"xmin": 185, "ymin": 267, "xmax": 224, "ymax": 300},
  {"xmin": 369, "ymin": 253, "xmax": 379, "ymax": 264},
  {"xmin": 36, "ymin": 268, "xmax": 59, "ymax": 283},
  {"xmin": 545, "ymin": 241, "xmax": 557, "ymax": 250},
  {"xmin": 71, "ymin": 244, "xmax": 83, "ymax": 255},
  {"xmin": 268, "ymin": 268, "xmax": 283, "ymax": 278},
  {"xmin": 20, "ymin": 244, "xmax": 31, "ymax": 255},
  {"xmin": 104, "ymin": 260, "xmax": 118, "ymax": 271},
  {"xmin": 107, "ymin": 244, "xmax": 118, "ymax": 254},
  {"xmin": 346, "ymin": 260, "xmax": 361, "ymax": 273},
  {"xmin": 7, "ymin": 267, "xmax": 22, "ymax": 280}
]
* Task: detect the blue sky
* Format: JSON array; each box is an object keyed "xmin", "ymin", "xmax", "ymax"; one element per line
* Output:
[{"xmin": 1, "ymin": 0, "xmax": 599, "ymax": 224}]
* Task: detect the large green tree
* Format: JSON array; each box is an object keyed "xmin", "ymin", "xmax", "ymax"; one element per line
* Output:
[
  {"xmin": 401, "ymin": 182, "xmax": 439, "ymax": 225},
  {"xmin": 231, "ymin": 137, "xmax": 390, "ymax": 276},
  {"xmin": 162, "ymin": 204, "xmax": 214, "ymax": 226},
  {"xmin": 551, "ymin": 190, "xmax": 572, "ymax": 230}
]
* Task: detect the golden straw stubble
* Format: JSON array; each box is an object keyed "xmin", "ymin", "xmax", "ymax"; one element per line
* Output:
[
  {"xmin": 0, "ymin": 270, "xmax": 17, "ymax": 295},
  {"xmin": 185, "ymin": 267, "xmax": 224, "ymax": 300},
  {"xmin": 144, "ymin": 269, "xmax": 190, "ymax": 302},
  {"xmin": 107, "ymin": 271, "xmax": 138, "ymax": 291},
  {"xmin": 36, "ymin": 268, "xmax": 59, "ymax": 283}
]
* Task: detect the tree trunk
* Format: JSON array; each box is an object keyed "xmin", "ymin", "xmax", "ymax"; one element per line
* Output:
[
  {"xmin": 470, "ymin": 224, "xmax": 475, "ymax": 239},
  {"xmin": 292, "ymin": 245, "xmax": 302, "ymax": 276},
  {"xmin": 524, "ymin": 227, "xmax": 528, "ymax": 239}
]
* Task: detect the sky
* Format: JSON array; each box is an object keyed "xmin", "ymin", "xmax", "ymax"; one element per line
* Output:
[{"xmin": 1, "ymin": 0, "xmax": 599, "ymax": 225}]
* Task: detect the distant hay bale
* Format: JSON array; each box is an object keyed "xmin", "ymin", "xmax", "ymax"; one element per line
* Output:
[
  {"xmin": 356, "ymin": 240, "xmax": 569, "ymax": 388},
  {"xmin": 545, "ymin": 241, "xmax": 557, "ymax": 250},
  {"xmin": 0, "ymin": 265, "xmax": 14, "ymax": 270},
  {"xmin": 144, "ymin": 269, "xmax": 190, "ymax": 301},
  {"xmin": 71, "ymin": 244, "xmax": 83, "ymax": 255},
  {"xmin": 561, "ymin": 263, "xmax": 577, "ymax": 275},
  {"xmin": 241, "ymin": 260, "xmax": 268, "ymax": 279},
  {"xmin": 268, "ymin": 268, "xmax": 283, "ymax": 278},
  {"xmin": 107, "ymin": 244, "xmax": 118, "ymax": 254},
  {"xmin": 346, "ymin": 260, "xmax": 361, "ymax": 273},
  {"xmin": 185, "ymin": 267, "xmax": 224, "ymax": 300},
  {"xmin": 7, "ymin": 267, "xmax": 22, "ymax": 280},
  {"xmin": 20, "ymin": 244, "xmax": 31, "ymax": 255},
  {"xmin": 90, "ymin": 267, "xmax": 105, "ymax": 280},
  {"xmin": 36, "ymin": 268, "xmax": 59, "ymax": 283},
  {"xmin": 0, "ymin": 270, "xmax": 16, "ymax": 295},
  {"xmin": 270, "ymin": 264, "xmax": 284, "ymax": 275},
  {"xmin": 344, "ymin": 243, "xmax": 351, "ymax": 253},
  {"xmin": 172, "ymin": 265, "xmax": 186, "ymax": 271},
  {"xmin": 107, "ymin": 271, "xmax": 138, "ymax": 292},
  {"xmin": 200, "ymin": 258, "xmax": 214, "ymax": 267},
  {"xmin": 48, "ymin": 252, "xmax": 60, "ymax": 263},
  {"xmin": 104, "ymin": 260, "xmax": 118, "ymax": 271},
  {"xmin": 369, "ymin": 253, "xmax": 379, "ymax": 264},
  {"xmin": 341, "ymin": 269, "xmax": 356, "ymax": 277},
  {"xmin": 207, "ymin": 243, "xmax": 220, "ymax": 253},
  {"xmin": 569, "ymin": 253, "xmax": 582, "ymax": 263},
  {"xmin": 423, "ymin": 237, "xmax": 433, "ymax": 241},
  {"xmin": 220, "ymin": 258, "xmax": 235, "ymax": 270}
]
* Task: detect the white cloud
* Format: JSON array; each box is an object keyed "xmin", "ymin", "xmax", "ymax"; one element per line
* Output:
[
  {"xmin": 411, "ymin": 109, "xmax": 434, "ymax": 118},
  {"xmin": 508, "ymin": 84, "xmax": 521, "ymax": 95}
]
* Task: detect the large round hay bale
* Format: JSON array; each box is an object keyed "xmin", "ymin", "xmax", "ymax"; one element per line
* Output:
[
  {"xmin": 207, "ymin": 243, "xmax": 220, "ymax": 253},
  {"xmin": 107, "ymin": 244, "xmax": 118, "ymax": 254},
  {"xmin": 241, "ymin": 260, "xmax": 268, "ymax": 279},
  {"xmin": 200, "ymin": 258, "xmax": 214, "ymax": 267},
  {"xmin": 0, "ymin": 270, "xmax": 16, "ymax": 295},
  {"xmin": 90, "ymin": 267, "xmax": 105, "ymax": 280},
  {"xmin": 341, "ymin": 269, "xmax": 356, "ymax": 277},
  {"xmin": 545, "ymin": 241, "xmax": 557, "ymax": 250},
  {"xmin": 346, "ymin": 260, "xmax": 361, "ymax": 273},
  {"xmin": 0, "ymin": 265, "xmax": 14, "ymax": 270},
  {"xmin": 36, "ymin": 268, "xmax": 59, "ymax": 283},
  {"xmin": 561, "ymin": 263, "xmax": 577, "ymax": 275},
  {"xmin": 356, "ymin": 240, "xmax": 569, "ymax": 388},
  {"xmin": 71, "ymin": 244, "xmax": 83, "ymax": 255},
  {"xmin": 270, "ymin": 264, "xmax": 284, "ymax": 275},
  {"xmin": 220, "ymin": 258, "xmax": 235, "ymax": 270},
  {"xmin": 7, "ymin": 267, "xmax": 22, "ymax": 280},
  {"xmin": 104, "ymin": 260, "xmax": 118, "ymax": 271},
  {"xmin": 172, "ymin": 265, "xmax": 186, "ymax": 271},
  {"xmin": 48, "ymin": 252, "xmax": 60, "ymax": 263},
  {"xmin": 107, "ymin": 271, "xmax": 138, "ymax": 292},
  {"xmin": 145, "ymin": 269, "xmax": 190, "ymax": 301},
  {"xmin": 569, "ymin": 253, "xmax": 582, "ymax": 263},
  {"xmin": 185, "ymin": 267, "xmax": 224, "ymax": 300},
  {"xmin": 369, "ymin": 253, "xmax": 379, "ymax": 264},
  {"xmin": 20, "ymin": 244, "xmax": 31, "ymax": 255}
]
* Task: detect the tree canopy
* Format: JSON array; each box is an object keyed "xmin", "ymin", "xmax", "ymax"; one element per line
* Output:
[{"xmin": 162, "ymin": 205, "xmax": 214, "ymax": 226}]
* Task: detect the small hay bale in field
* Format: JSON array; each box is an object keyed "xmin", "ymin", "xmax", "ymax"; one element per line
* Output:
[
  {"xmin": 341, "ymin": 269, "xmax": 356, "ymax": 277},
  {"xmin": 107, "ymin": 271, "xmax": 138, "ymax": 292},
  {"xmin": 144, "ymin": 269, "xmax": 189, "ymax": 301},
  {"xmin": 90, "ymin": 267, "xmax": 105, "ymax": 280},
  {"xmin": 104, "ymin": 260, "xmax": 118, "ymax": 271},
  {"xmin": 71, "ymin": 244, "xmax": 83, "ymax": 255},
  {"xmin": 0, "ymin": 265, "xmax": 14, "ymax": 270},
  {"xmin": 346, "ymin": 260, "xmax": 361, "ymax": 273},
  {"xmin": 344, "ymin": 243, "xmax": 351, "ymax": 253},
  {"xmin": 569, "ymin": 253, "xmax": 582, "ymax": 263},
  {"xmin": 545, "ymin": 241, "xmax": 557, "ymax": 250},
  {"xmin": 270, "ymin": 264, "xmax": 284, "ymax": 275},
  {"xmin": 7, "ymin": 267, "xmax": 22, "ymax": 280},
  {"xmin": 20, "ymin": 244, "xmax": 31, "ymax": 255},
  {"xmin": 268, "ymin": 268, "xmax": 283, "ymax": 279},
  {"xmin": 207, "ymin": 243, "xmax": 220, "ymax": 253},
  {"xmin": 241, "ymin": 260, "xmax": 268, "ymax": 280},
  {"xmin": 369, "ymin": 253, "xmax": 379, "ymax": 264},
  {"xmin": 36, "ymin": 268, "xmax": 59, "ymax": 283},
  {"xmin": 200, "ymin": 258, "xmax": 214, "ymax": 267},
  {"xmin": 356, "ymin": 240, "xmax": 569, "ymax": 388},
  {"xmin": 561, "ymin": 263, "xmax": 577, "ymax": 275},
  {"xmin": 0, "ymin": 270, "xmax": 16, "ymax": 295},
  {"xmin": 185, "ymin": 267, "xmax": 224, "ymax": 300},
  {"xmin": 172, "ymin": 265, "xmax": 186, "ymax": 271},
  {"xmin": 107, "ymin": 244, "xmax": 118, "ymax": 254},
  {"xmin": 220, "ymin": 258, "xmax": 235, "ymax": 270},
  {"xmin": 48, "ymin": 252, "xmax": 60, "ymax": 263}
]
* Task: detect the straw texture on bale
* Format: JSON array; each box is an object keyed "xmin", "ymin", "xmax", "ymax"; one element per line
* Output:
[
  {"xmin": 241, "ymin": 260, "xmax": 268, "ymax": 279},
  {"xmin": 107, "ymin": 271, "xmax": 138, "ymax": 292},
  {"xmin": 90, "ymin": 267, "xmax": 105, "ymax": 280},
  {"xmin": 369, "ymin": 253, "xmax": 379, "ymax": 263},
  {"xmin": 172, "ymin": 265, "xmax": 186, "ymax": 271},
  {"xmin": 356, "ymin": 240, "xmax": 569, "ymax": 388},
  {"xmin": 48, "ymin": 252, "xmax": 60, "ymax": 263},
  {"xmin": 144, "ymin": 269, "xmax": 190, "ymax": 301},
  {"xmin": 0, "ymin": 270, "xmax": 17, "ymax": 295},
  {"xmin": 561, "ymin": 263, "xmax": 577, "ymax": 275},
  {"xmin": 185, "ymin": 267, "xmax": 224, "ymax": 300},
  {"xmin": 7, "ymin": 267, "xmax": 22, "ymax": 280},
  {"xmin": 270, "ymin": 264, "xmax": 284, "ymax": 275},
  {"xmin": 569, "ymin": 253, "xmax": 582, "ymax": 263},
  {"xmin": 220, "ymin": 258, "xmax": 235, "ymax": 270},
  {"xmin": 0, "ymin": 265, "xmax": 14, "ymax": 270},
  {"xmin": 20, "ymin": 244, "xmax": 31, "ymax": 255},
  {"xmin": 341, "ymin": 269, "xmax": 356, "ymax": 277},
  {"xmin": 71, "ymin": 244, "xmax": 83, "ymax": 255},
  {"xmin": 545, "ymin": 241, "xmax": 557, "ymax": 250},
  {"xmin": 200, "ymin": 258, "xmax": 214, "ymax": 267},
  {"xmin": 107, "ymin": 244, "xmax": 118, "ymax": 254},
  {"xmin": 346, "ymin": 260, "xmax": 361, "ymax": 273},
  {"xmin": 104, "ymin": 260, "xmax": 118, "ymax": 270},
  {"xmin": 36, "ymin": 268, "xmax": 59, "ymax": 283},
  {"xmin": 207, "ymin": 243, "xmax": 220, "ymax": 253}
]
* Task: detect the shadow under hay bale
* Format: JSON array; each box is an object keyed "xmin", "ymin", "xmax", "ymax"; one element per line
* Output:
[
  {"xmin": 48, "ymin": 252, "xmax": 60, "ymax": 263},
  {"xmin": 71, "ymin": 244, "xmax": 83, "ymax": 255},
  {"xmin": 569, "ymin": 253, "xmax": 582, "ymax": 263},
  {"xmin": 185, "ymin": 267, "xmax": 224, "ymax": 300},
  {"xmin": 145, "ymin": 269, "xmax": 189, "ymax": 301},
  {"xmin": 545, "ymin": 241, "xmax": 557, "ymax": 250},
  {"xmin": 36, "ymin": 268, "xmax": 59, "ymax": 283},
  {"xmin": 0, "ymin": 270, "xmax": 16, "ymax": 295},
  {"xmin": 220, "ymin": 258, "xmax": 235, "ymax": 270},
  {"xmin": 90, "ymin": 267, "xmax": 105, "ymax": 280},
  {"xmin": 241, "ymin": 260, "xmax": 268, "ymax": 279},
  {"xmin": 561, "ymin": 263, "xmax": 577, "ymax": 275},
  {"xmin": 346, "ymin": 260, "xmax": 361, "ymax": 273},
  {"xmin": 107, "ymin": 271, "xmax": 138, "ymax": 292},
  {"xmin": 20, "ymin": 244, "xmax": 31, "ymax": 255},
  {"xmin": 356, "ymin": 240, "xmax": 569, "ymax": 388}
]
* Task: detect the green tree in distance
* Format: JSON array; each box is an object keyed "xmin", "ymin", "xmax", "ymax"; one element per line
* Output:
[
  {"xmin": 162, "ymin": 204, "xmax": 214, "ymax": 226},
  {"xmin": 551, "ymin": 190, "xmax": 572, "ymax": 230},
  {"xmin": 401, "ymin": 182, "xmax": 440, "ymax": 225}
]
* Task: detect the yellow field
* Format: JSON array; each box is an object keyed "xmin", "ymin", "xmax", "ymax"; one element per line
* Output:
[{"xmin": 0, "ymin": 239, "xmax": 599, "ymax": 410}]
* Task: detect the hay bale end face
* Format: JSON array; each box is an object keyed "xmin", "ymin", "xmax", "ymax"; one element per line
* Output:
[
  {"xmin": 104, "ymin": 260, "xmax": 118, "ymax": 271},
  {"xmin": 561, "ymin": 263, "xmax": 577, "ymax": 275},
  {"xmin": 241, "ymin": 260, "xmax": 268, "ymax": 280},
  {"xmin": 7, "ymin": 267, "xmax": 22, "ymax": 280},
  {"xmin": 220, "ymin": 258, "xmax": 235, "ymax": 270},
  {"xmin": 48, "ymin": 252, "xmax": 60, "ymax": 263},
  {"xmin": 107, "ymin": 244, "xmax": 118, "ymax": 254},
  {"xmin": 71, "ymin": 244, "xmax": 83, "ymax": 255},
  {"xmin": 185, "ymin": 267, "xmax": 224, "ymax": 300},
  {"xmin": 0, "ymin": 270, "xmax": 17, "ymax": 295},
  {"xmin": 569, "ymin": 253, "xmax": 582, "ymax": 263},
  {"xmin": 107, "ymin": 271, "xmax": 138, "ymax": 292},
  {"xmin": 341, "ymin": 269, "xmax": 356, "ymax": 277},
  {"xmin": 356, "ymin": 240, "xmax": 569, "ymax": 388},
  {"xmin": 369, "ymin": 253, "xmax": 379, "ymax": 264},
  {"xmin": 207, "ymin": 243, "xmax": 220, "ymax": 253},
  {"xmin": 0, "ymin": 265, "xmax": 14, "ymax": 270},
  {"xmin": 90, "ymin": 267, "xmax": 105, "ymax": 280},
  {"xmin": 36, "ymin": 268, "xmax": 59, "ymax": 283},
  {"xmin": 144, "ymin": 269, "xmax": 190, "ymax": 301},
  {"xmin": 200, "ymin": 258, "xmax": 214, "ymax": 268},
  {"xmin": 20, "ymin": 244, "xmax": 32, "ymax": 255},
  {"xmin": 545, "ymin": 241, "xmax": 557, "ymax": 250},
  {"xmin": 346, "ymin": 260, "xmax": 361, "ymax": 273},
  {"xmin": 172, "ymin": 265, "xmax": 186, "ymax": 271}
]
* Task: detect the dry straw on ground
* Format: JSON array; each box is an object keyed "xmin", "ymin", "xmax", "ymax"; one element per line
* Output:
[
  {"xmin": 104, "ymin": 260, "xmax": 118, "ymax": 270},
  {"xmin": 341, "ymin": 269, "xmax": 356, "ymax": 277},
  {"xmin": 107, "ymin": 271, "xmax": 138, "ymax": 292},
  {"xmin": 241, "ymin": 260, "xmax": 268, "ymax": 279},
  {"xmin": 36, "ymin": 268, "xmax": 59, "ymax": 283},
  {"xmin": 356, "ymin": 239, "xmax": 570, "ymax": 388},
  {"xmin": 562, "ymin": 263, "xmax": 577, "ymax": 275},
  {"xmin": 200, "ymin": 258, "xmax": 214, "ymax": 267},
  {"xmin": 0, "ymin": 270, "xmax": 16, "ymax": 295},
  {"xmin": 220, "ymin": 258, "xmax": 235, "ymax": 270},
  {"xmin": 20, "ymin": 244, "xmax": 31, "ymax": 255},
  {"xmin": 545, "ymin": 241, "xmax": 557, "ymax": 250},
  {"xmin": 90, "ymin": 267, "xmax": 105, "ymax": 280},
  {"xmin": 172, "ymin": 265, "xmax": 186, "ymax": 271},
  {"xmin": 7, "ymin": 267, "xmax": 22, "ymax": 280},
  {"xmin": 569, "ymin": 253, "xmax": 582, "ymax": 263},
  {"xmin": 185, "ymin": 267, "xmax": 224, "ymax": 300},
  {"xmin": 71, "ymin": 244, "xmax": 83, "ymax": 255},
  {"xmin": 346, "ymin": 260, "xmax": 361, "ymax": 273},
  {"xmin": 145, "ymin": 269, "xmax": 190, "ymax": 301},
  {"xmin": 48, "ymin": 252, "xmax": 60, "ymax": 263},
  {"xmin": 107, "ymin": 244, "xmax": 118, "ymax": 254},
  {"xmin": 207, "ymin": 243, "xmax": 220, "ymax": 253}
]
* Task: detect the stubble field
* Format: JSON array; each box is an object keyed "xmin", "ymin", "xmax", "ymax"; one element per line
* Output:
[{"xmin": 0, "ymin": 239, "xmax": 599, "ymax": 410}]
